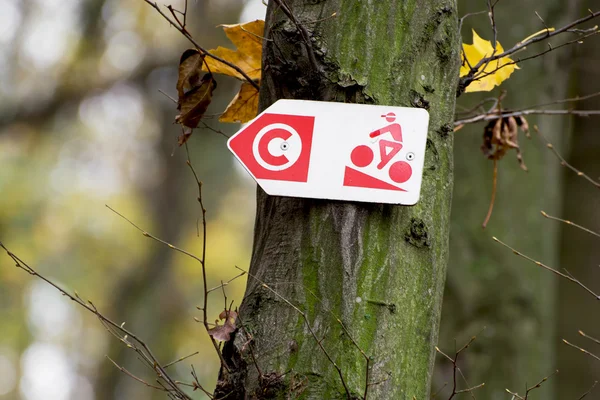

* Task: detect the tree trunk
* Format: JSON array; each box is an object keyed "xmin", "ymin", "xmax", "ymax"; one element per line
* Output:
[
  {"xmin": 557, "ymin": 0, "xmax": 600, "ymax": 395},
  {"xmin": 436, "ymin": 1, "xmax": 578, "ymax": 398},
  {"xmin": 216, "ymin": 1, "xmax": 460, "ymax": 398}
]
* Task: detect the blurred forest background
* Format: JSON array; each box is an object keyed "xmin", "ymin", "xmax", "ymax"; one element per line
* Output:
[{"xmin": 0, "ymin": 1, "xmax": 598, "ymax": 399}]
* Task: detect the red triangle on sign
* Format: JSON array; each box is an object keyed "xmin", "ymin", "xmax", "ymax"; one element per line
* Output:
[{"xmin": 343, "ymin": 167, "xmax": 406, "ymax": 191}]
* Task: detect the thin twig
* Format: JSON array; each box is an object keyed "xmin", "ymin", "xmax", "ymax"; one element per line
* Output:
[
  {"xmin": 456, "ymin": 383, "xmax": 485, "ymax": 394},
  {"xmin": 302, "ymin": 287, "xmax": 371, "ymax": 398},
  {"xmin": 435, "ymin": 332, "xmax": 484, "ymax": 400},
  {"xmin": 207, "ymin": 271, "xmax": 247, "ymax": 294},
  {"xmin": 183, "ymin": 143, "xmax": 235, "ymax": 373},
  {"xmin": 459, "ymin": 10, "xmax": 488, "ymax": 33},
  {"xmin": 142, "ymin": 0, "xmax": 260, "ymax": 91},
  {"xmin": 200, "ymin": 120, "xmax": 231, "ymax": 139},
  {"xmin": 470, "ymin": 28, "xmax": 599, "ymax": 85},
  {"xmin": 235, "ymin": 266, "xmax": 353, "ymax": 399},
  {"xmin": 271, "ymin": 0, "xmax": 319, "ymax": 72},
  {"xmin": 482, "ymin": 159, "xmax": 498, "ymax": 228},
  {"xmin": 236, "ymin": 311, "xmax": 264, "ymax": 379},
  {"xmin": 514, "ymin": 90, "xmax": 600, "ymax": 112},
  {"xmin": 163, "ymin": 351, "xmax": 200, "ymax": 369},
  {"xmin": 505, "ymin": 370, "xmax": 557, "ymax": 400},
  {"xmin": 432, "ymin": 383, "xmax": 448, "ymax": 399},
  {"xmin": 579, "ymin": 331, "xmax": 600, "ymax": 346},
  {"xmin": 107, "ymin": 356, "xmax": 167, "ymax": 391},
  {"xmin": 0, "ymin": 241, "xmax": 197, "ymax": 399},
  {"xmin": 533, "ymin": 126, "xmax": 600, "ymax": 189},
  {"xmin": 563, "ymin": 340, "xmax": 600, "ymax": 362},
  {"xmin": 454, "ymin": 108, "xmax": 600, "ymax": 126},
  {"xmin": 104, "ymin": 204, "xmax": 229, "ymax": 371},
  {"xmin": 469, "ymin": 9, "xmax": 600, "ymax": 77},
  {"xmin": 541, "ymin": 211, "xmax": 600, "ymax": 238},
  {"xmin": 578, "ymin": 381, "xmax": 598, "ymax": 400},
  {"xmin": 492, "ymin": 237, "xmax": 600, "ymax": 300}
]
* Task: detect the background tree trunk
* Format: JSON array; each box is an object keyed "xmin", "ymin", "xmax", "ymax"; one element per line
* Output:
[
  {"xmin": 557, "ymin": 0, "xmax": 600, "ymax": 396},
  {"xmin": 216, "ymin": 1, "xmax": 460, "ymax": 398},
  {"xmin": 436, "ymin": 1, "xmax": 579, "ymax": 398}
]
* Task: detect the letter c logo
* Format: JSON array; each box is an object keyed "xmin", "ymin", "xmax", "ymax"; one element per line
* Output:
[{"xmin": 252, "ymin": 123, "xmax": 303, "ymax": 171}]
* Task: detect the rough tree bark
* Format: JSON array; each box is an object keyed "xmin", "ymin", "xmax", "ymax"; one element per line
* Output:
[{"xmin": 216, "ymin": 1, "xmax": 460, "ymax": 399}]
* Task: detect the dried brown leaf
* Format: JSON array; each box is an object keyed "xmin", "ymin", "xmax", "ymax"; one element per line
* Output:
[
  {"xmin": 176, "ymin": 49, "xmax": 206, "ymax": 99},
  {"xmin": 177, "ymin": 129, "xmax": 193, "ymax": 146},
  {"xmin": 481, "ymin": 115, "xmax": 527, "ymax": 170},
  {"xmin": 207, "ymin": 310, "xmax": 238, "ymax": 342},
  {"xmin": 515, "ymin": 115, "xmax": 530, "ymax": 137},
  {"xmin": 219, "ymin": 82, "xmax": 259, "ymax": 123},
  {"xmin": 175, "ymin": 72, "xmax": 216, "ymax": 133}
]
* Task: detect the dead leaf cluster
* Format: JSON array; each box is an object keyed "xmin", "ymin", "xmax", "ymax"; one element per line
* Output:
[
  {"xmin": 173, "ymin": 20, "xmax": 264, "ymax": 140},
  {"xmin": 481, "ymin": 114, "xmax": 529, "ymax": 170},
  {"xmin": 207, "ymin": 309, "xmax": 238, "ymax": 342},
  {"xmin": 175, "ymin": 49, "xmax": 216, "ymax": 145},
  {"xmin": 480, "ymin": 104, "xmax": 530, "ymax": 228}
]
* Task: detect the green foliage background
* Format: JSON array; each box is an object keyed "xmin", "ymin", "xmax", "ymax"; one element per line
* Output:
[{"xmin": 0, "ymin": 1, "xmax": 261, "ymax": 399}]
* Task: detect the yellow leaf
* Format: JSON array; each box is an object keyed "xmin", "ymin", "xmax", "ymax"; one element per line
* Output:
[
  {"xmin": 219, "ymin": 82, "xmax": 259, "ymax": 123},
  {"xmin": 460, "ymin": 29, "xmax": 519, "ymax": 93},
  {"xmin": 202, "ymin": 20, "xmax": 264, "ymax": 81}
]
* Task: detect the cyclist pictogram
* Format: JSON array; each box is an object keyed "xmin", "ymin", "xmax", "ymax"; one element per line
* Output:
[{"xmin": 344, "ymin": 113, "xmax": 414, "ymax": 191}]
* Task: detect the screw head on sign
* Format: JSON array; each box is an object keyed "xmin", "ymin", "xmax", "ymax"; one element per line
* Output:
[
  {"xmin": 381, "ymin": 112, "xmax": 397, "ymax": 122},
  {"xmin": 280, "ymin": 141, "xmax": 289, "ymax": 151},
  {"xmin": 406, "ymin": 152, "xmax": 415, "ymax": 161}
]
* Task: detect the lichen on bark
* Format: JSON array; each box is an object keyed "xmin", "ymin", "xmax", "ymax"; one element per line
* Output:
[{"xmin": 215, "ymin": 1, "xmax": 461, "ymax": 399}]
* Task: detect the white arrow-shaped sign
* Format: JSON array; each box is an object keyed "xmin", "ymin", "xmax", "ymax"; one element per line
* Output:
[{"xmin": 228, "ymin": 100, "xmax": 430, "ymax": 205}]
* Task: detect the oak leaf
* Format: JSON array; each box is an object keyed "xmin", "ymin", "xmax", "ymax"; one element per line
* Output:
[
  {"xmin": 460, "ymin": 30, "xmax": 519, "ymax": 93},
  {"xmin": 202, "ymin": 20, "xmax": 264, "ymax": 81},
  {"xmin": 219, "ymin": 82, "xmax": 260, "ymax": 123}
]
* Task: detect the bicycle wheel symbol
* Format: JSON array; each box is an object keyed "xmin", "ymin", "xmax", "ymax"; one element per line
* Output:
[{"xmin": 349, "ymin": 142, "xmax": 412, "ymax": 184}]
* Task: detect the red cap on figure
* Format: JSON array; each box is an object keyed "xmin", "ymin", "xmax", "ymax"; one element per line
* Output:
[{"xmin": 381, "ymin": 112, "xmax": 396, "ymax": 122}]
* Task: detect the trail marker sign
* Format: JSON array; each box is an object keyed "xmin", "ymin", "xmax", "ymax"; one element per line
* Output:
[{"xmin": 228, "ymin": 100, "xmax": 430, "ymax": 205}]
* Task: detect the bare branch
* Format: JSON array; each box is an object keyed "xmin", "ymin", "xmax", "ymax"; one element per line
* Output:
[
  {"xmin": 435, "ymin": 331, "xmax": 485, "ymax": 400},
  {"xmin": 142, "ymin": 0, "xmax": 260, "ymax": 91},
  {"xmin": 578, "ymin": 381, "xmax": 598, "ymax": 400},
  {"xmin": 492, "ymin": 237, "xmax": 600, "ymax": 300},
  {"xmin": 271, "ymin": 0, "xmax": 319, "ymax": 72},
  {"xmin": 106, "ymin": 356, "xmax": 167, "ymax": 391},
  {"xmin": 472, "ymin": 9, "xmax": 600, "ymax": 73},
  {"xmin": 580, "ymin": 331, "xmax": 600, "ymax": 346},
  {"xmin": 534, "ymin": 125, "xmax": 600, "ymax": 189},
  {"xmin": 505, "ymin": 370, "xmax": 557, "ymax": 400},
  {"xmin": 163, "ymin": 351, "xmax": 200, "ymax": 369},
  {"xmin": 563, "ymin": 340, "xmax": 600, "ymax": 362},
  {"xmin": 454, "ymin": 108, "xmax": 600, "ymax": 126},
  {"xmin": 541, "ymin": 211, "xmax": 600, "ymax": 238},
  {"xmin": 0, "ymin": 241, "xmax": 197, "ymax": 399}
]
